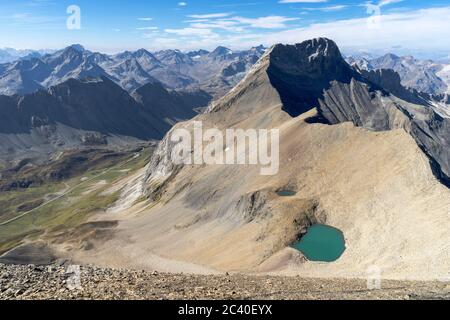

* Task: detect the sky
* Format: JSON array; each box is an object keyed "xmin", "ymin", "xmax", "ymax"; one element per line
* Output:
[{"xmin": 0, "ymin": 0, "xmax": 449, "ymax": 58}]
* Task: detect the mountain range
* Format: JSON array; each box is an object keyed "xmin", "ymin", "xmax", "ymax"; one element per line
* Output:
[
  {"xmin": 347, "ymin": 53, "xmax": 450, "ymax": 96},
  {"xmin": 3, "ymin": 44, "xmax": 449, "ymax": 102},
  {"xmin": 1, "ymin": 42, "xmax": 450, "ymax": 171},
  {"xmin": 76, "ymin": 38, "xmax": 448, "ymax": 280},
  {"xmin": 0, "ymin": 44, "xmax": 266, "ymax": 159},
  {"xmin": 0, "ymin": 48, "xmax": 55, "ymax": 64},
  {"xmin": 1, "ymin": 38, "xmax": 450, "ymax": 281},
  {"xmin": 0, "ymin": 76, "xmax": 210, "ymax": 159},
  {"xmin": 0, "ymin": 44, "xmax": 266, "ymax": 98}
]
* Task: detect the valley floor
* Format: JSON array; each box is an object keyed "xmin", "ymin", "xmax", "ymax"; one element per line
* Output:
[{"xmin": 0, "ymin": 263, "xmax": 449, "ymax": 300}]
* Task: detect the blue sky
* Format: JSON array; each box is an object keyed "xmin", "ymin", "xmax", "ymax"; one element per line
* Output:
[{"xmin": 0, "ymin": 0, "xmax": 449, "ymax": 58}]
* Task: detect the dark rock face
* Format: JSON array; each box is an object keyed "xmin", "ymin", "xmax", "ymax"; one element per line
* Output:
[
  {"xmin": 267, "ymin": 38, "xmax": 356, "ymax": 117},
  {"xmin": 433, "ymin": 93, "xmax": 450, "ymax": 104},
  {"xmin": 132, "ymin": 82, "xmax": 211, "ymax": 124},
  {"xmin": 359, "ymin": 68, "xmax": 431, "ymax": 106},
  {"xmin": 407, "ymin": 111, "xmax": 450, "ymax": 186},
  {"xmin": 221, "ymin": 61, "xmax": 247, "ymax": 77},
  {"xmin": 0, "ymin": 77, "xmax": 212, "ymax": 153},
  {"xmin": 266, "ymin": 38, "xmax": 450, "ymax": 186},
  {"xmin": 318, "ymin": 79, "xmax": 450, "ymax": 186},
  {"xmin": 366, "ymin": 53, "xmax": 448, "ymax": 95},
  {"xmin": 0, "ymin": 77, "xmax": 164, "ymax": 140},
  {"xmin": 316, "ymin": 79, "xmax": 393, "ymax": 131}
]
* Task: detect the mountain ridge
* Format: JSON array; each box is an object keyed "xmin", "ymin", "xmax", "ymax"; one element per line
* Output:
[
  {"xmin": 0, "ymin": 45, "xmax": 267, "ymax": 98},
  {"xmin": 347, "ymin": 53, "xmax": 450, "ymax": 95},
  {"xmin": 0, "ymin": 76, "xmax": 211, "ymax": 158},
  {"xmin": 1, "ymin": 38, "xmax": 449, "ymax": 281},
  {"xmin": 103, "ymin": 38, "xmax": 449, "ymax": 279}
]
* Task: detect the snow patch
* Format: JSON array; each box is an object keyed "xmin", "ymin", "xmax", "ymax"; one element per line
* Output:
[
  {"xmin": 437, "ymin": 64, "xmax": 450, "ymax": 94},
  {"xmin": 431, "ymin": 100, "xmax": 450, "ymax": 118}
]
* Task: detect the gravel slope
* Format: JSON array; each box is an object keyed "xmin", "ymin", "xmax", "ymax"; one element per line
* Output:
[{"xmin": 1, "ymin": 263, "xmax": 449, "ymax": 300}]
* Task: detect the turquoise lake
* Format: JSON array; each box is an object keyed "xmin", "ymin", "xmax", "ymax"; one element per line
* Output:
[
  {"xmin": 292, "ymin": 224, "xmax": 346, "ymax": 262},
  {"xmin": 276, "ymin": 190, "xmax": 297, "ymax": 197}
]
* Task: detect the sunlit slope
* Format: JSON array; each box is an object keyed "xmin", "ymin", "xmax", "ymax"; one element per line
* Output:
[{"xmin": 65, "ymin": 39, "xmax": 450, "ymax": 280}]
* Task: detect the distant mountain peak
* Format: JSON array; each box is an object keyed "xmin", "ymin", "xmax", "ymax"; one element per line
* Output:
[
  {"xmin": 130, "ymin": 49, "xmax": 161, "ymax": 65},
  {"xmin": 59, "ymin": 45, "xmax": 84, "ymax": 59},
  {"xmin": 210, "ymin": 46, "xmax": 233, "ymax": 57},
  {"xmin": 251, "ymin": 45, "xmax": 266, "ymax": 53},
  {"xmin": 154, "ymin": 49, "xmax": 193, "ymax": 65},
  {"xmin": 383, "ymin": 53, "xmax": 400, "ymax": 59},
  {"xmin": 67, "ymin": 44, "xmax": 85, "ymax": 53},
  {"xmin": 352, "ymin": 51, "xmax": 449, "ymax": 95},
  {"xmin": 134, "ymin": 48, "xmax": 154, "ymax": 57},
  {"xmin": 214, "ymin": 45, "xmax": 231, "ymax": 51},
  {"xmin": 186, "ymin": 49, "xmax": 209, "ymax": 58},
  {"xmin": 253, "ymin": 44, "xmax": 265, "ymax": 49}
]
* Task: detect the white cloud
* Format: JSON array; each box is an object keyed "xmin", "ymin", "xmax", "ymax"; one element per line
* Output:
[
  {"xmin": 165, "ymin": 27, "xmax": 217, "ymax": 37},
  {"xmin": 279, "ymin": 0, "xmax": 328, "ymax": 3},
  {"xmin": 12, "ymin": 13, "xmax": 32, "ymax": 20},
  {"xmin": 26, "ymin": 0, "xmax": 56, "ymax": 7},
  {"xmin": 189, "ymin": 20, "xmax": 244, "ymax": 32},
  {"xmin": 153, "ymin": 6, "xmax": 450, "ymax": 55},
  {"xmin": 184, "ymin": 19, "xmax": 210, "ymax": 23},
  {"xmin": 137, "ymin": 27, "xmax": 158, "ymax": 30},
  {"xmin": 361, "ymin": 0, "xmax": 404, "ymax": 9},
  {"xmin": 303, "ymin": 5, "xmax": 347, "ymax": 12},
  {"xmin": 379, "ymin": 0, "xmax": 403, "ymax": 7},
  {"xmin": 228, "ymin": 15, "xmax": 300, "ymax": 29},
  {"xmin": 6, "ymin": 12, "xmax": 64, "ymax": 26},
  {"xmin": 178, "ymin": 2, "xmax": 187, "ymax": 6},
  {"xmin": 251, "ymin": 6, "xmax": 450, "ymax": 52},
  {"xmin": 187, "ymin": 13, "xmax": 232, "ymax": 19},
  {"xmin": 184, "ymin": 13, "xmax": 299, "ymax": 31},
  {"xmin": 138, "ymin": 17, "xmax": 153, "ymax": 21}
]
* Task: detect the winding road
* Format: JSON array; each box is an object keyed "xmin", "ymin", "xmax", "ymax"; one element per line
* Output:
[{"xmin": 0, "ymin": 153, "xmax": 141, "ymax": 227}]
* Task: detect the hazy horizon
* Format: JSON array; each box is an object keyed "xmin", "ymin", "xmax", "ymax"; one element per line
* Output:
[{"xmin": 2, "ymin": 42, "xmax": 448, "ymax": 62}]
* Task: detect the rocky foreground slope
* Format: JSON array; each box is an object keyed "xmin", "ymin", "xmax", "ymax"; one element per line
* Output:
[{"xmin": 1, "ymin": 263, "xmax": 449, "ymax": 300}]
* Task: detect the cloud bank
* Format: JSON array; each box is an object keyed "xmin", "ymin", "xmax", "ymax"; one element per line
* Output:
[{"xmin": 146, "ymin": 6, "xmax": 449, "ymax": 56}]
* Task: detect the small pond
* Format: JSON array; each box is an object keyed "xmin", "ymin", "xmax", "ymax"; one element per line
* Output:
[
  {"xmin": 292, "ymin": 224, "xmax": 346, "ymax": 262},
  {"xmin": 276, "ymin": 190, "xmax": 297, "ymax": 197}
]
